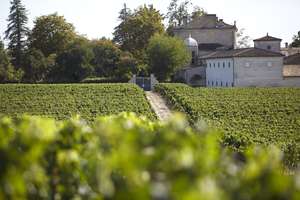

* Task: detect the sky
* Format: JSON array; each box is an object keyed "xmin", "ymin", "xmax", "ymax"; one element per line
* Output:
[{"xmin": 0, "ymin": 0, "xmax": 299, "ymax": 46}]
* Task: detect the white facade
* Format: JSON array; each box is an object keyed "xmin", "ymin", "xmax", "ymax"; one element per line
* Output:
[
  {"xmin": 206, "ymin": 58, "xmax": 234, "ymax": 87},
  {"xmin": 206, "ymin": 56, "xmax": 300, "ymax": 87}
]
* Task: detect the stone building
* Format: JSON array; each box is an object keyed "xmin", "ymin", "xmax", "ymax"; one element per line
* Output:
[
  {"xmin": 281, "ymin": 43, "xmax": 300, "ymax": 56},
  {"xmin": 173, "ymin": 14, "xmax": 237, "ymax": 56},
  {"xmin": 203, "ymin": 48, "xmax": 284, "ymax": 87},
  {"xmin": 282, "ymin": 53, "xmax": 300, "ymax": 86},
  {"xmin": 175, "ymin": 14, "xmax": 300, "ymax": 87}
]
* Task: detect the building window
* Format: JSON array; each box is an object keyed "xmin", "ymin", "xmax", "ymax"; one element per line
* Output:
[
  {"xmin": 232, "ymin": 82, "xmax": 234, "ymax": 87},
  {"xmin": 267, "ymin": 45, "xmax": 271, "ymax": 50},
  {"xmin": 228, "ymin": 62, "xmax": 231, "ymax": 68},
  {"xmin": 216, "ymin": 81, "xmax": 218, "ymax": 86},
  {"xmin": 226, "ymin": 82, "xmax": 228, "ymax": 87},
  {"xmin": 208, "ymin": 81, "xmax": 210, "ymax": 85},
  {"xmin": 213, "ymin": 63, "xmax": 215, "ymax": 68},
  {"xmin": 218, "ymin": 63, "xmax": 220, "ymax": 68},
  {"xmin": 191, "ymin": 51, "xmax": 196, "ymax": 64},
  {"xmin": 212, "ymin": 81, "xmax": 214, "ymax": 86},
  {"xmin": 209, "ymin": 63, "xmax": 211, "ymax": 67},
  {"xmin": 223, "ymin": 62, "xmax": 225, "ymax": 68},
  {"xmin": 221, "ymin": 82, "xmax": 223, "ymax": 86}
]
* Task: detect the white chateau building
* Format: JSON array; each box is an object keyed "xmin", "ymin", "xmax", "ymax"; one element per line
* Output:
[{"xmin": 175, "ymin": 14, "xmax": 300, "ymax": 87}]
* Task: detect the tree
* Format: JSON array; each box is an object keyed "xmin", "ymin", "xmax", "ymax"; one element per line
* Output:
[
  {"xmin": 113, "ymin": 5, "xmax": 164, "ymax": 62},
  {"xmin": 5, "ymin": 0, "xmax": 29, "ymax": 68},
  {"xmin": 23, "ymin": 48, "xmax": 56, "ymax": 83},
  {"xmin": 91, "ymin": 39, "xmax": 122, "ymax": 77},
  {"xmin": 0, "ymin": 39, "xmax": 23, "ymax": 83},
  {"xmin": 236, "ymin": 28, "xmax": 251, "ymax": 48},
  {"xmin": 52, "ymin": 41, "xmax": 94, "ymax": 82},
  {"xmin": 166, "ymin": 0, "xmax": 205, "ymax": 36},
  {"xmin": 28, "ymin": 13, "xmax": 77, "ymax": 57},
  {"xmin": 115, "ymin": 51, "xmax": 139, "ymax": 80},
  {"xmin": 167, "ymin": 0, "xmax": 191, "ymax": 27},
  {"xmin": 191, "ymin": 6, "xmax": 206, "ymax": 20},
  {"xmin": 147, "ymin": 34, "xmax": 191, "ymax": 81},
  {"xmin": 290, "ymin": 31, "xmax": 300, "ymax": 47}
]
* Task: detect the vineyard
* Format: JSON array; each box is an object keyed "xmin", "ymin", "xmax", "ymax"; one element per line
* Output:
[
  {"xmin": 1, "ymin": 113, "xmax": 300, "ymax": 199},
  {"xmin": 0, "ymin": 83, "xmax": 156, "ymax": 121},
  {"xmin": 155, "ymin": 83, "xmax": 300, "ymax": 167}
]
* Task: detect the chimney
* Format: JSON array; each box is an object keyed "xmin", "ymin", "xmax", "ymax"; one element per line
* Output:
[
  {"xmin": 219, "ymin": 19, "xmax": 223, "ymax": 22},
  {"xmin": 285, "ymin": 42, "xmax": 289, "ymax": 48}
]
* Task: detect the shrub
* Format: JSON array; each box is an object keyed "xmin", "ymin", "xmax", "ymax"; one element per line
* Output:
[{"xmin": 0, "ymin": 113, "xmax": 300, "ymax": 199}]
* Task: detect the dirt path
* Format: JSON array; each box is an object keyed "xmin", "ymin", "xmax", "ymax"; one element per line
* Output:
[{"xmin": 145, "ymin": 91, "xmax": 171, "ymax": 121}]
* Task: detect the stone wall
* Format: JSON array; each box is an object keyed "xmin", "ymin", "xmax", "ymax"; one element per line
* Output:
[
  {"xmin": 254, "ymin": 41, "xmax": 281, "ymax": 53},
  {"xmin": 234, "ymin": 57, "xmax": 284, "ymax": 87},
  {"xmin": 176, "ymin": 66, "xmax": 206, "ymax": 86},
  {"xmin": 280, "ymin": 77, "xmax": 300, "ymax": 87}
]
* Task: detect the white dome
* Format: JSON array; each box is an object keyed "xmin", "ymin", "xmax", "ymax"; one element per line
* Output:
[{"xmin": 184, "ymin": 35, "xmax": 198, "ymax": 47}]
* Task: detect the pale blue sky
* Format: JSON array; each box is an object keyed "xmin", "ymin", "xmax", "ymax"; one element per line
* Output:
[{"xmin": 0, "ymin": 0, "xmax": 299, "ymax": 46}]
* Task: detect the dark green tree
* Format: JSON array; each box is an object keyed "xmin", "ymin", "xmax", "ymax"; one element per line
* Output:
[
  {"xmin": 290, "ymin": 31, "xmax": 300, "ymax": 47},
  {"xmin": 5, "ymin": 0, "xmax": 29, "ymax": 68},
  {"xmin": 115, "ymin": 51, "xmax": 139, "ymax": 80},
  {"xmin": 0, "ymin": 39, "xmax": 24, "ymax": 83},
  {"xmin": 91, "ymin": 39, "xmax": 122, "ymax": 77},
  {"xmin": 28, "ymin": 13, "xmax": 77, "ymax": 57},
  {"xmin": 23, "ymin": 48, "xmax": 56, "ymax": 83},
  {"xmin": 147, "ymin": 34, "xmax": 191, "ymax": 81},
  {"xmin": 113, "ymin": 5, "xmax": 164, "ymax": 62},
  {"xmin": 53, "ymin": 41, "xmax": 94, "ymax": 82}
]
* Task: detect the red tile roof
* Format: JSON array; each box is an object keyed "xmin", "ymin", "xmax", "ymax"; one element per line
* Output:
[{"xmin": 254, "ymin": 35, "xmax": 282, "ymax": 42}]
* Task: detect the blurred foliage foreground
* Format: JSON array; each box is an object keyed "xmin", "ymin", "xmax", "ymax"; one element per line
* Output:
[{"xmin": 0, "ymin": 113, "xmax": 300, "ymax": 200}]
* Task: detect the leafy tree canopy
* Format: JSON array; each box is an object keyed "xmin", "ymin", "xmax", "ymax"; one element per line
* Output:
[
  {"xmin": 23, "ymin": 48, "xmax": 56, "ymax": 83},
  {"xmin": 53, "ymin": 39, "xmax": 94, "ymax": 82},
  {"xmin": 91, "ymin": 39, "xmax": 122, "ymax": 77},
  {"xmin": 166, "ymin": 0, "xmax": 206, "ymax": 36},
  {"xmin": 113, "ymin": 4, "xmax": 165, "ymax": 62},
  {"xmin": 167, "ymin": 0, "xmax": 206, "ymax": 27},
  {"xmin": 28, "ymin": 13, "xmax": 77, "ymax": 57},
  {"xmin": 147, "ymin": 34, "xmax": 191, "ymax": 81},
  {"xmin": 0, "ymin": 39, "xmax": 24, "ymax": 83},
  {"xmin": 290, "ymin": 31, "xmax": 300, "ymax": 47}
]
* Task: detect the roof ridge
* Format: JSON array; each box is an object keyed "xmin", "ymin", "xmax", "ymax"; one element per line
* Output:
[
  {"xmin": 234, "ymin": 48, "xmax": 252, "ymax": 56},
  {"xmin": 253, "ymin": 47, "xmax": 284, "ymax": 56}
]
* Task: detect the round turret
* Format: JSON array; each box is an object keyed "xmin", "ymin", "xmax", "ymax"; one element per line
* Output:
[
  {"xmin": 184, "ymin": 34, "xmax": 198, "ymax": 65},
  {"xmin": 184, "ymin": 34, "xmax": 198, "ymax": 47}
]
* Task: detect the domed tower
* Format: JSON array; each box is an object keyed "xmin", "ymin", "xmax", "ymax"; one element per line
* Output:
[{"xmin": 184, "ymin": 34, "xmax": 198, "ymax": 65}]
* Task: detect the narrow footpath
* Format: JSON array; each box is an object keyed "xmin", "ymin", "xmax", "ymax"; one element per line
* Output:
[{"xmin": 145, "ymin": 91, "xmax": 171, "ymax": 121}]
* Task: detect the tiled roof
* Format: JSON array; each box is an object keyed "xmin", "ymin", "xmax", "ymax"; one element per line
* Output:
[
  {"xmin": 201, "ymin": 48, "xmax": 283, "ymax": 59},
  {"xmin": 198, "ymin": 43, "xmax": 224, "ymax": 51},
  {"xmin": 284, "ymin": 53, "xmax": 300, "ymax": 65},
  {"xmin": 254, "ymin": 35, "xmax": 282, "ymax": 42}
]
